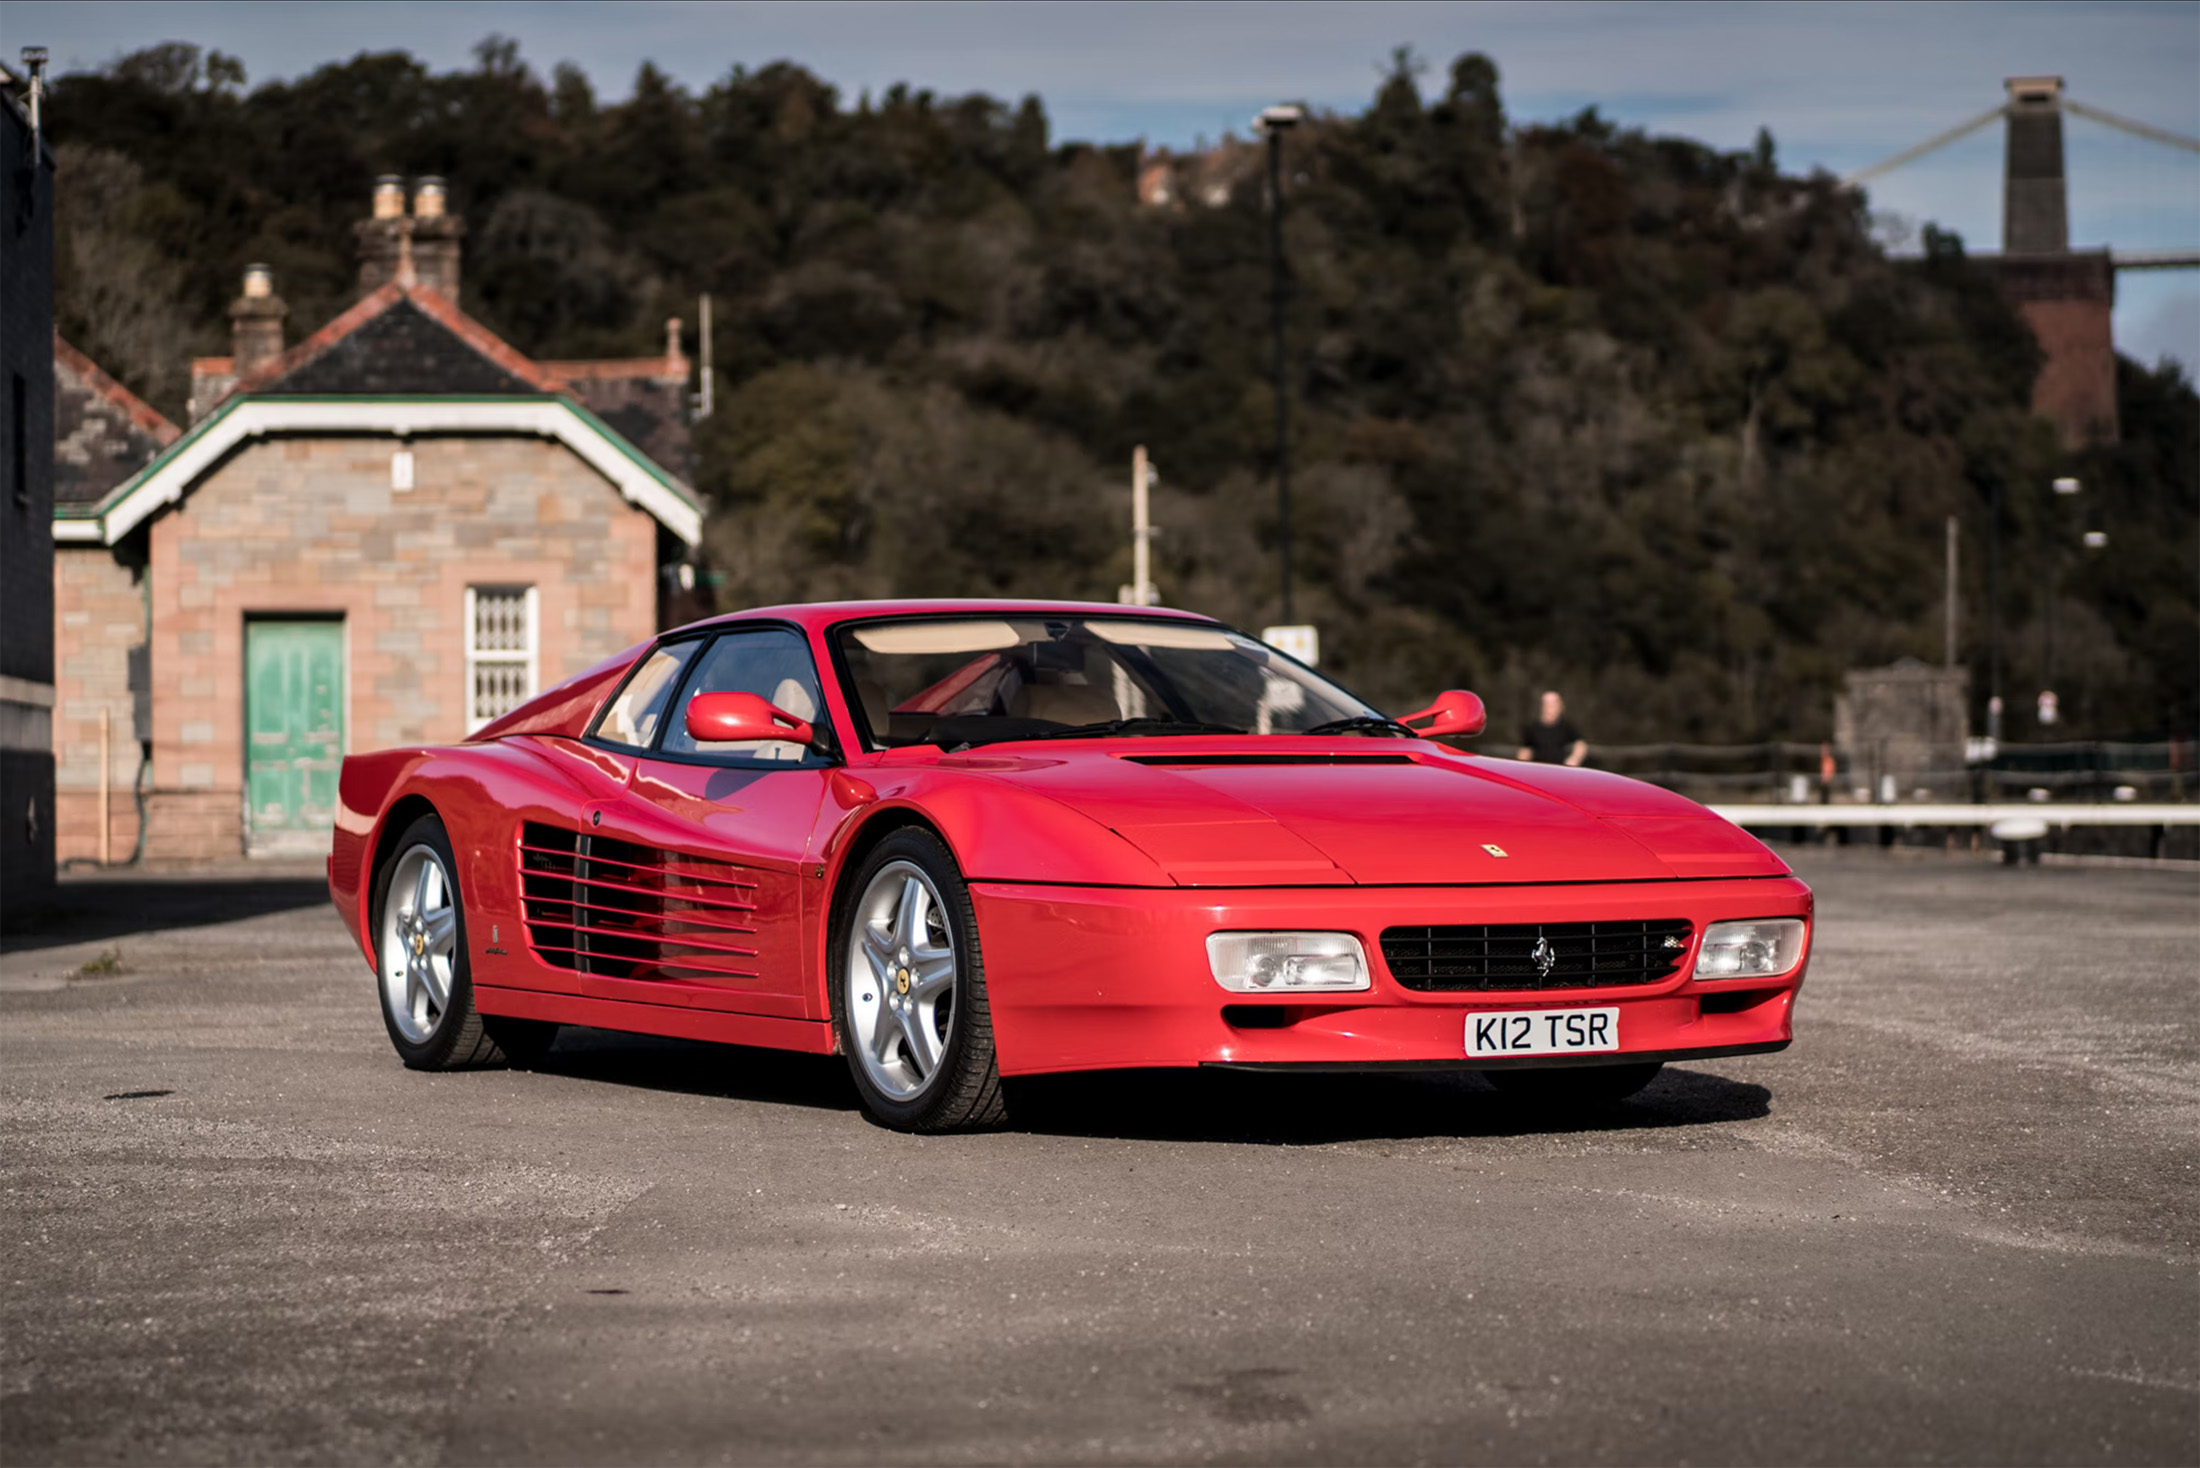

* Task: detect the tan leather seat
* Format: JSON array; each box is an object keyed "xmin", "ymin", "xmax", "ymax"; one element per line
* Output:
[{"xmin": 1011, "ymin": 679, "xmax": 1120, "ymax": 726}]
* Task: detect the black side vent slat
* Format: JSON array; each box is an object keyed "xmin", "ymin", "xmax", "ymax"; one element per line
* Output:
[
  {"xmin": 517, "ymin": 821, "xmax": 759, "ymax": 981},
  {"xmin": 1380, "ymin": 919, "xmax": 1694, "ymax": 992}
]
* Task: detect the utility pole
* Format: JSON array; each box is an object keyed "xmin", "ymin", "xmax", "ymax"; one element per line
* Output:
[
  {"xmin": 1987, "ymin": 478, "xmax": 2004, "ymax": 741},
  {"xmin": 1259, "ymin": 104, "xmax": 1303, "ymax": 621},
  {"xmin": 1131, "ymin": 445, "xmax": 1154, "ymax": 607},
  {"xmin": 695, "ymin": 293, "xmax": 714, "ymax": 420},
  {"xmin": 1944, "ymin": 516, "xmax": 1960, "ymax": 669},
  {"xmin": 2043, "ymin": 476, "xmax": 2079, "ymax": 727}
]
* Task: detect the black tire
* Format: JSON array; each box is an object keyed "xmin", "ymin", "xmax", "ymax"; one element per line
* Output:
[
  {"xmin": 829, "ymin": 828, "xmax": 1008, "ymax": 1133},
  {"xmin": 372, "ymin": 812, "xmax": 512, "ymax": 1071},
  {"xmin": 1486, "ymin": 1060, "xmax": 1663, "ymax": 1107}
]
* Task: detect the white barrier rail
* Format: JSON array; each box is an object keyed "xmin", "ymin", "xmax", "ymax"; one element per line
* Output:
[{"xmin": 1710, "ymin": 804, "xmax": 2200, "ymax": 828}]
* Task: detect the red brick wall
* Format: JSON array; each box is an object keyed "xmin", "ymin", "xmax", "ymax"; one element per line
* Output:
[
  {"xmin": 2018, "ymin": 297, "xmax": 2118, "ymax": 449},
  {"xmin": 52, "ymin": 546, "xmax": 146, "ymax": 863},
  {"xmin": 57, "ymin": 432, "xmax": 660, "ymax": 863}
]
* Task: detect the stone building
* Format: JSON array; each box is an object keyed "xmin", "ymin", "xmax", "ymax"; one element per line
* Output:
[
  {"xmin": 1833, "ymin": 658, "xmax": 1970, "ymax": 802},
  {"xmin": 2, "ymin": 54, "xmax": 57, "ymax": 921},
  {"xmin": 51, "ymin": 179, "xmax": 703, "ymax": 862}
]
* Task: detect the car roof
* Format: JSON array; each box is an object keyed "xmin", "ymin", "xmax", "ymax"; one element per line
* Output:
[{"xmin": 664, "ymin": 599, "xmax": 1228, "ymax": 638}]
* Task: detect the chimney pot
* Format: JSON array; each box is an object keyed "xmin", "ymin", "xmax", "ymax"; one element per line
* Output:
[
  {"xmin": 373, "ymin": 175, "xmax": 405, "ymax": 220},
  {"xmin": 413, "ymin": 176, "xmax": 447, "ymax": 218},
  {"xmin": 230, "ymin": 265, "xmax": 288, "ymax": 378}
]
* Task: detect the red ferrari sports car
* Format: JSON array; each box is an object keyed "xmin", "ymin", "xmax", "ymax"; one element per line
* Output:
[{"xmin": 329, "ymin": 600, "xmax": 1812, "ymax": 1131}]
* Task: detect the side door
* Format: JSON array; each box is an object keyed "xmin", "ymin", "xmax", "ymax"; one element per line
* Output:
[
  {"xmin": 575, "ymin": 626, "xmax": 835, "ymax": 1020},
  {"xmin": 245, "ymin": 618, "xmax": 345, "ymax": 855}
]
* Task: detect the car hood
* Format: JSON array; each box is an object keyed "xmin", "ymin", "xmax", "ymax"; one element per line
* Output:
[{"xmin": 934, "ymin": 742, "xmax": 1787, "ymax": 886}]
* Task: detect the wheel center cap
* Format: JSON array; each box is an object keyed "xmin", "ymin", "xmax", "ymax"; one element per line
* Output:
[
  {"xmin": 895, "ymin": 968, "xmax": 910, "ymax": 994},
  {"xmin": 412, "ymin": 932, "xmax": 425, "ymax": 956}
]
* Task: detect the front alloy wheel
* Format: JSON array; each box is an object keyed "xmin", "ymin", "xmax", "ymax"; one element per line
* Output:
[{"xmin": 833, "ymin": 829, "xmax": 1006, "ymax": 1132}]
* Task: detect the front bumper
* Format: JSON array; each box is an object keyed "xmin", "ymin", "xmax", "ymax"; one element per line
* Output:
[{"xmin": 972, "ymin": 877, "xmax": 1812, "ymax": 1077}]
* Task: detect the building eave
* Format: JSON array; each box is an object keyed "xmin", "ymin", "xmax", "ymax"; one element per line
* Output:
[{"xmin": 52, "ymin": 394, "xmax": 702, "ymax": 548}]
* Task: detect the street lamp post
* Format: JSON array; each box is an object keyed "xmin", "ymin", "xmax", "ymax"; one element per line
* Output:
[
  {"xmin": 2042, "ymin": 476, "xmax": 2080, "ymax": 726},
  {"xmin": 1259, "ymin": 104, "xmax": 1303, "ymax": 622},
  {"xmin": 1988, "ymin": 477, "xmax": 2004, "ymax": 741}
]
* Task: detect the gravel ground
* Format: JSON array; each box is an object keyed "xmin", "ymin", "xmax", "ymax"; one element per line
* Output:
[{"xmin": 2, "ymin": 847, "xmax": 2194, "ymax": 1465}]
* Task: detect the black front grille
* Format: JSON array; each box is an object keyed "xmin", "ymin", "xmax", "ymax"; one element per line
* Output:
[
  {"xmin": 1381, "ymin": 919, "xmax": 1693, "ymax": 992},
  {"xmin": 518, "ymin": 822, "xmax": 759, "ymax": 981}
]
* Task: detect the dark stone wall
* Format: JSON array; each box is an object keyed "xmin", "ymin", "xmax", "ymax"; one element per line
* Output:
[{"xmin": 0, "ymin": 80, "xmax": 56, "ymax": 920}]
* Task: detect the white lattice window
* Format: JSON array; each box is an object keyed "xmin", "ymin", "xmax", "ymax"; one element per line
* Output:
[{"xmin": 465, "ymin": 586, "xmax": 538, "ymax": 733}]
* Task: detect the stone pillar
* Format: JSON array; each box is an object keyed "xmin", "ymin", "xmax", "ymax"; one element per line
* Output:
[{"xmin": 2003, "ymin": 76, "xmax": 2069, "ymax": 256}]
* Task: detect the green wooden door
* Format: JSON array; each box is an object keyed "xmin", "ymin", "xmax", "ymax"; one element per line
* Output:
[{"xmin": 246, "ymin": 620, "xmax": 344, "ymax": 848}]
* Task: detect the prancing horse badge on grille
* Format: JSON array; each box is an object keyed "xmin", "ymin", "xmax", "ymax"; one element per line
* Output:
[{"xmin": 1531, "ymin": 936, "xmax": 1557, "ymax": 978}]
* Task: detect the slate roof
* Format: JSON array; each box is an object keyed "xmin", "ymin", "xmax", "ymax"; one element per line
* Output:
[
  {"xmin": 541, "ymin": 365, "xmax": 696, "ymax": 484},
  {"xmin": 236, "ymin": 284, "xmax": 559, "ymax": 400},
  {"xmin": 54, "ymin": 335, "xmax": 180, "ymax": 507}
]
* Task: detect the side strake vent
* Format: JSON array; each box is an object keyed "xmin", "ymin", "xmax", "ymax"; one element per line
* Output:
[
  {"xmin": 518, "ymin": 821, "xmax": 759, "ymax": 981},
  {"xmin": 1120, "ymin": 753, "xmax": 1416, "ymax": 767}
]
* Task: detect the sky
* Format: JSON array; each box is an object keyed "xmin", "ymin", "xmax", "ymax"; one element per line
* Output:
[{"xmin": 8, "ymin": 0, "xmax": 2197, "ymax": 369}]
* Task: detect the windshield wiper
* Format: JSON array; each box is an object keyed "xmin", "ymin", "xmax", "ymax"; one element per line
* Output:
[
  {"xmin": 1299, "ymin": 715, "xmax": 1420, "ymax": 738},
  {"xmin": 1016, "ymin": 717, "xmax": 1247, "ymax": 742}
]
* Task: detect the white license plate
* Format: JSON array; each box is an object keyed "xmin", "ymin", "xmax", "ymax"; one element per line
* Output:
[{"xmin": 1466, "ymin": 1007, "xmax": 1620, "ymax": 1057}]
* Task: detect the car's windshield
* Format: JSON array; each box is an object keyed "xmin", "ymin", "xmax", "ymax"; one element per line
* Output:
[{"xmin": 832, "ymin": 615, "xmax": 1378, "ymax": 749}]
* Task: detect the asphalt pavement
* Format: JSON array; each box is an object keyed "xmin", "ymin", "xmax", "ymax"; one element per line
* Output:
[{"xmin": 3, "ymin": 848, "xmax": 2195, "ymax": 1465}]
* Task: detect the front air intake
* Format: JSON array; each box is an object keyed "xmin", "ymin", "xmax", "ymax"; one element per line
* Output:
[
  {"xmin": 1381, "ymin": 919, "xmax": 1693, "ymax": 992},
  {"xmin": 517, "ymin": 822, "xmax": 760, "ymax": 980}
]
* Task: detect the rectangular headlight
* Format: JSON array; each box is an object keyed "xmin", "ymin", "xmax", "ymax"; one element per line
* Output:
[
  {"xmin": 1207, "ymin": 932, "xmax": 1370, "ymax": 992},
  {"xmin": 1693, "ymin": 919, "xmax": 1807, "ymax": 979}
]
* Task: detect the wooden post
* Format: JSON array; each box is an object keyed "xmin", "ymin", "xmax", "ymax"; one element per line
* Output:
[
  {"xmin": 1132, "ymin": 445, "xmax": 1151, "ymax": 607},
  {"xmin": 98, "ymin": 707, "xmax": 111, "ymax": 866},
  {"xmin": 1944, "ymin": 516, "xmax": 1959, "ymax": 669}
]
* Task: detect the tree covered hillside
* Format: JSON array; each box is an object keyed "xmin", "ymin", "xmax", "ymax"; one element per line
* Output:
[{"xmin": 47, "ymin": 41, "xmax": 2199, "ymax": 740}]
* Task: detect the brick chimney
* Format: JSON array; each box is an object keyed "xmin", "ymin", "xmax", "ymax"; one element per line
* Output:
[
  {"xmin": 408, "ymin": 175, "xmax": 464, "ymax": 300},
  {"xmin": 355, "ymin": 174, "xmax": 409, "ymax": 294},
  {"xmin": 229, "ymin": 264, "xmax": 287, "ymax": 377}
]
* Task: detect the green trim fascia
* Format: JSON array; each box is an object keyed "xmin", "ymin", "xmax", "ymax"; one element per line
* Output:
[{"xmin": 58, "ymin": 391, "xmax": 700, "ymax": 523}]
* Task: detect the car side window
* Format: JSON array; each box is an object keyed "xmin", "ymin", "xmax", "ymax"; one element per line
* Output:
[
  {"xmin": 594, "ymin": 640, "xmax": 702, "ymax": 749},
  {"xmin": 659, "ymin": 627, "xmax": 828, "ymax": 764}
]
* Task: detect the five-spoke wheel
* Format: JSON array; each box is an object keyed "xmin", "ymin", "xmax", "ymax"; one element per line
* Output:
[
  {"xmin": 379, "ymin": 841, "xmax": 459, "ymax": 1044},
  {"xmin": 848, "ymin": 860, "xmax": 958, "ymax": 1098},
  {"xmin": 832, "ymin": 829, "xmax": 1006, "ymax": 1132}
]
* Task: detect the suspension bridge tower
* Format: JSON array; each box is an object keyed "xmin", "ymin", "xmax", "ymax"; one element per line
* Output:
[
  {"xmin": 1847, "ymin": 78, "xmax": 2198, "ymax": 450},
  {"xmin": 1991, "ymin": 77, "xmax": 2118, "ymax": 446}
]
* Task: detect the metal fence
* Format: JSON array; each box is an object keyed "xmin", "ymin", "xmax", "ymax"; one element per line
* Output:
[{"xmin": 1461, "ymin": 739, "xmax": 2200, "ymax": 807}]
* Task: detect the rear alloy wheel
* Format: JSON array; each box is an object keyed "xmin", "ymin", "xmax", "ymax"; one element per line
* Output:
[
  {"xmin": 373, "ymin": 813, "xmax": 550, "ymax": 1069},
  {"xmin": 1486, "ymin": 1061, "xmax": 1663, "ymax": 1107},
  {"xmin": 832, "ymin": 829, "xmax": 1007, "ymax": 1132}
]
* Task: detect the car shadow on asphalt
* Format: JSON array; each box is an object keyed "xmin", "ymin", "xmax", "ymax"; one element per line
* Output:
[
  {"xmin": 529, "ymin": 1028, "xmax": 1771, "ymax": 1142},
  {"xmin": 528, "ymin": 1030, "xmax": 865, "ymax": 1114},
  {"xmin": 1, "ymin": 876, "xmax": 334, "ymax": 955},
  {"xmin": 1006, "ymin": 1064, "xmax": 1772, "ymax": 1144}
]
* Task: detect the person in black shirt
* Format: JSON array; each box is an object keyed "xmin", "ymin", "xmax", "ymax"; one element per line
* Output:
[{"xmin": 1517, "ymin": 690, "xmax": 1587, "ymax": 765}]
